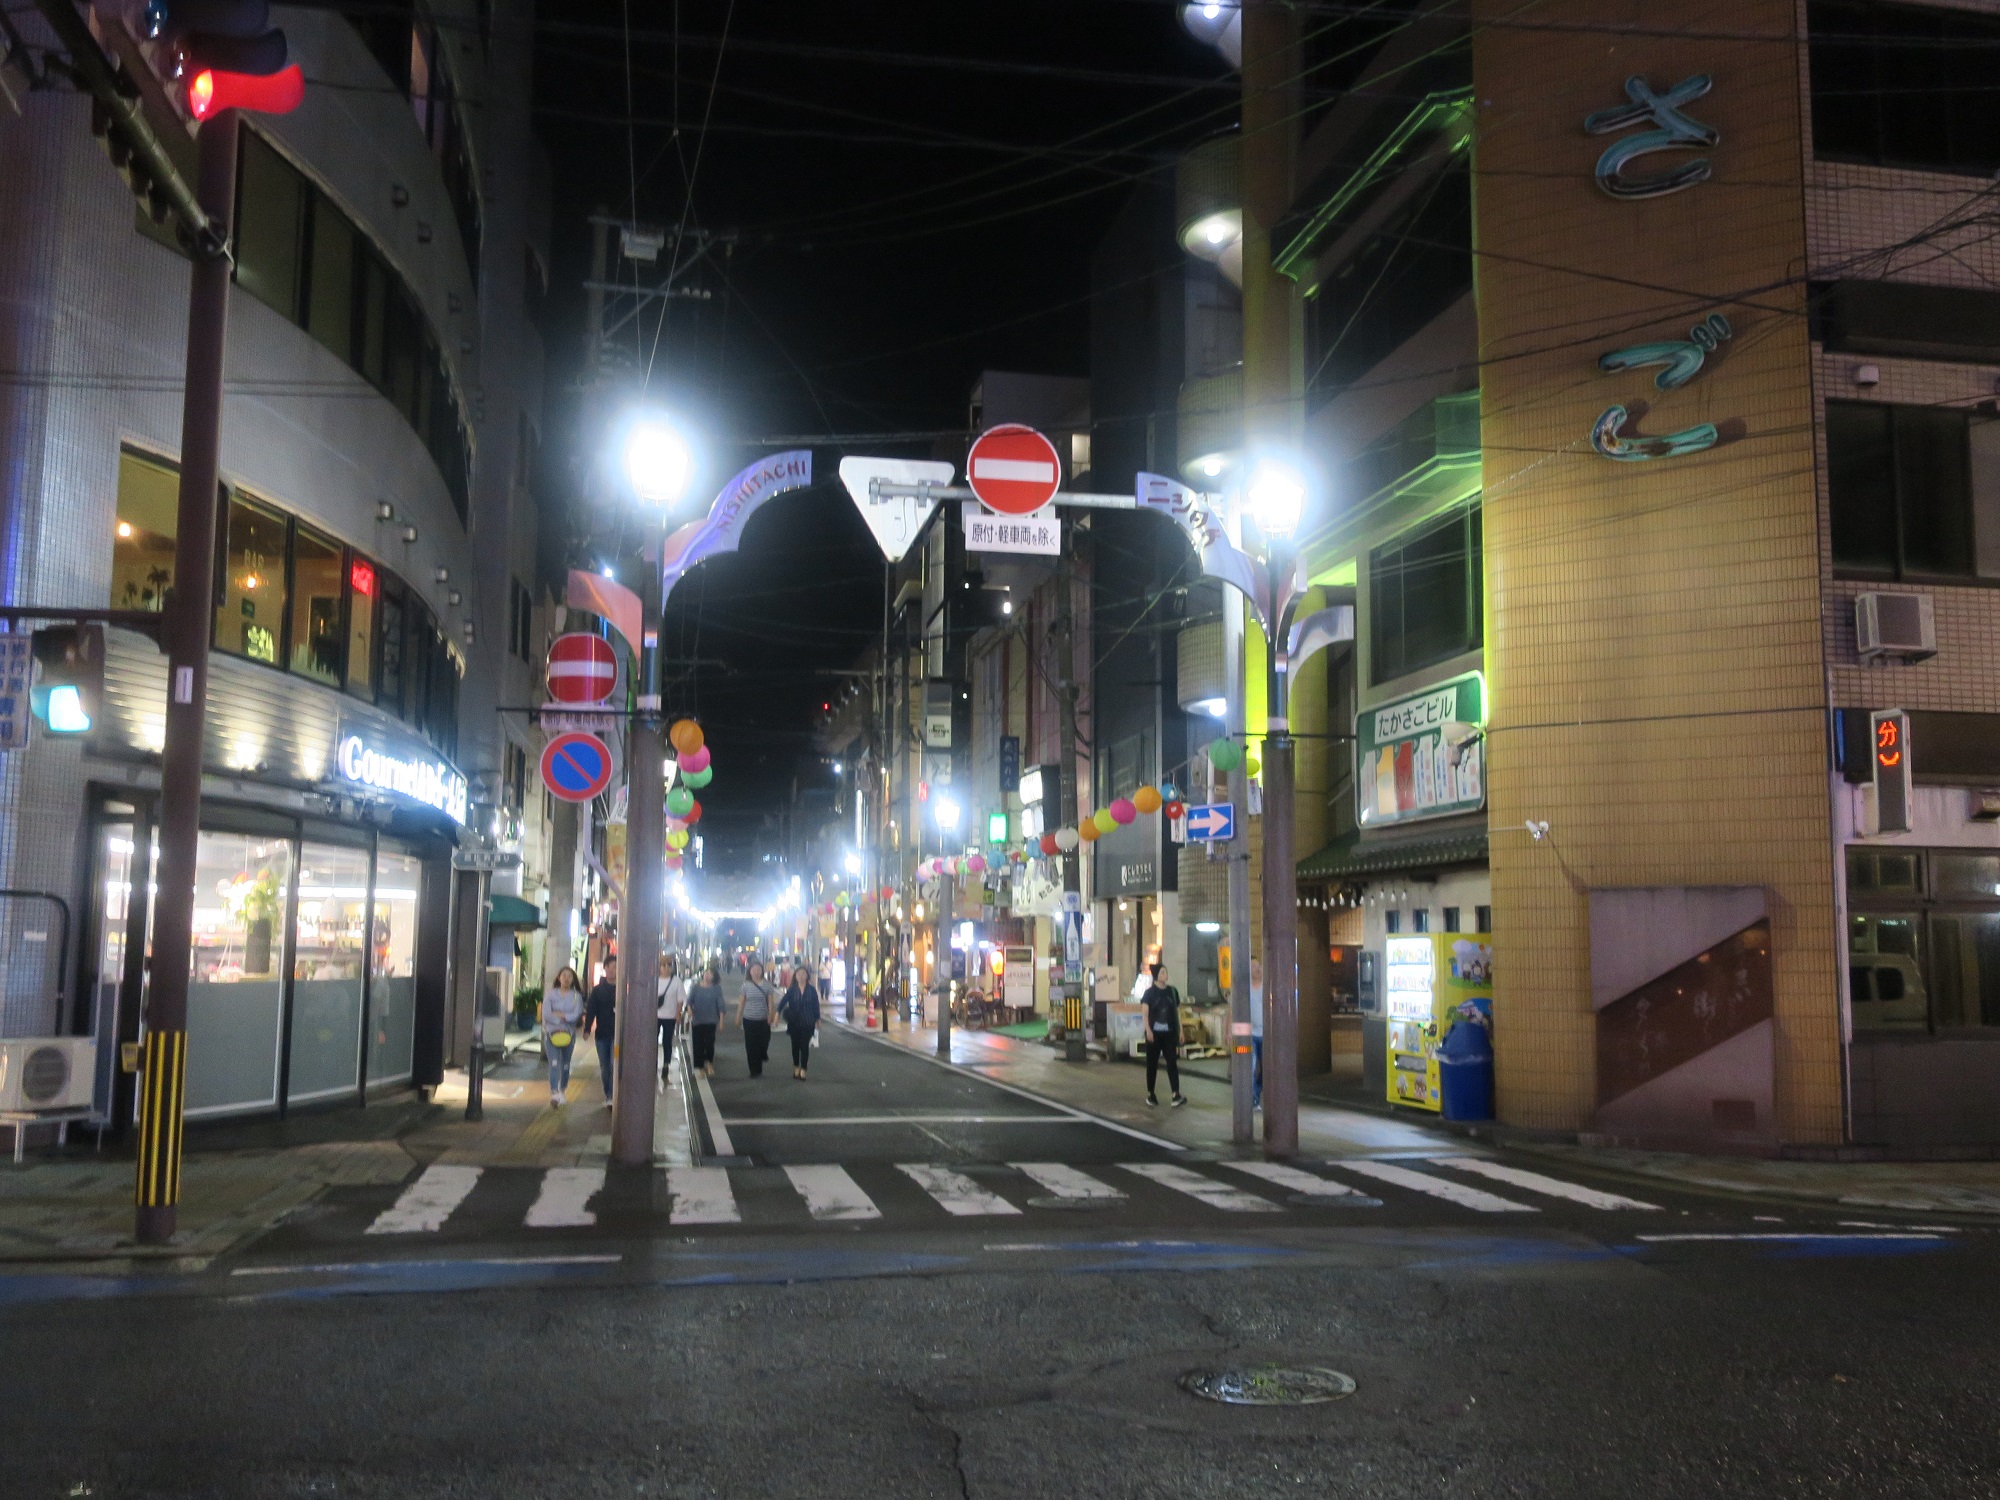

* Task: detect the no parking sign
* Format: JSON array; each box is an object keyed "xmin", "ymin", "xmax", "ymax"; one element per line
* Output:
[{"xmin": 541, "ymin": 731, "xmax": 614, "ymax": 803}]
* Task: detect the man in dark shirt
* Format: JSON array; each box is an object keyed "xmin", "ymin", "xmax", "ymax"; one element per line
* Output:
[
  {"xmin": 585, "ymin": 956, "xmax": 618, "ymax": 1107},
  {"xmin": 1142, "ymin": 962, "xmax": 1186, "ymax": 1108}
]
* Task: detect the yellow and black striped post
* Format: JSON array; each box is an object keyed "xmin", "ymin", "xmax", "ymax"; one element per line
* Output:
[{"xmin": 134, "ymin": 1030, "xmax": 187, "ymax": 1224}]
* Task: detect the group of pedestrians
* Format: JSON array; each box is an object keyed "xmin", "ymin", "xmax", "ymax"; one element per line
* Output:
[{"xmin": 539, "ymin": 953, "xmax": 827, "ymax": 1105}]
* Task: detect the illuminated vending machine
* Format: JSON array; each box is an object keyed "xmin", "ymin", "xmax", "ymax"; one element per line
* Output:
[{"xmin": 1384, "ymin": 931, "xmax": 1494, "ymax": 1110}]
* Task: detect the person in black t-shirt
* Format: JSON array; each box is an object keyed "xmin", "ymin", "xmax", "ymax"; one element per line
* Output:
[
  {"xmin": 1142, "ymin": 962, "xmax": 1186, "ymax": 1108},
  {"xmin": 584, "ymin": 956, "xmax": 618, "ymax": 1108}
]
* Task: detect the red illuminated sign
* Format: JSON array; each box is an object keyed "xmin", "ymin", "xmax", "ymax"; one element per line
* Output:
[
  {"xmin": 349, "ymin": 558, "xmax": 376, "ymax": 597},
  {"xmin": 1875, "ymin": 717, "xmax": 1901, "ymax": 768}
]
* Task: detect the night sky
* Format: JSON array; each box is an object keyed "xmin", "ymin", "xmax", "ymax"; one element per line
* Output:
[{"xmin": 530, "ymin": 1, "xmax": 1232, "ymax": 871}]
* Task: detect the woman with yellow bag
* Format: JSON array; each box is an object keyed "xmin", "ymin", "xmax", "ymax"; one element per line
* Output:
[{"xmin": 542, "ymin": 966, "xmax": 586, "ymax": 1107}]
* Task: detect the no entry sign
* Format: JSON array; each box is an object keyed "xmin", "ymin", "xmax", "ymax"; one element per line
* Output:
[
  {"xmin": 541, "ymin": 731, "xmax": 614, "ymax": 803},
  {"xmin": 967, "ymin": 424, "xmax": 1061, "ymax": 515},
  {"xmin": 546, "ymin": 632, "xmax": 618, "ymax": 704}
]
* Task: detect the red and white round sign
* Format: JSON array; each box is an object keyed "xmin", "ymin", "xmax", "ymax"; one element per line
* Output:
[
  {"xmin": 967, "ymin": 424, "xmax": 1062, "ymax": 516},
  {"xmin": 546, "ymin": 632, "xmax": 618, "ymax": 704}
]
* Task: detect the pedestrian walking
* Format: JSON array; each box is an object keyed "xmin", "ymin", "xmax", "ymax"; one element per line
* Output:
[
  {"xmin": 1249, "ymin": 957, "xmax": 1265, "ymax": 1111},
  {"xmin": 1142, "ymin": 962, "xmax": 1187, "ymax": 1107},
  {"xmin": 585, "ymin": 956, "xmax": 618, "ymax": 1107},
  {"xmin": 778, "ymin": 965, "xmax": 823, "ymax": 1079},
  {"xmin": 688, "ymin": 962, "xmax": 724, "ymax": 1076},
  {"xmin": 657, "ymin": 953, "xmax": 687, "ymax": 1085},
  {"xmin": 541, "ymin": 966, "xmax": 584, "ymax": 1108},
  {"xmin": 738, "ymin": 960, "xmax": 778, "ymax": 1077}
]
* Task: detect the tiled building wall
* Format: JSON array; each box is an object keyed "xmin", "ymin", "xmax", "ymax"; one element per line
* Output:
[{"xmin": 1471, "ymin": 0, "xmax": 1841, "ymax": 1141}]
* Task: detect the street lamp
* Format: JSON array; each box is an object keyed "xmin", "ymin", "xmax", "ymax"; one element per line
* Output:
[
  {"xmin": 624, "ymin": 416, "xmax": 693, "ymax": 506},
  {"xmin": 1246, "ymin": 457, "xmax": 1306, "ymax": 540}
]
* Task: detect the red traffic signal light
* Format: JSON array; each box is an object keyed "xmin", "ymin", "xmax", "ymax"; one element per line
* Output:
[{"xmin": 187, "ymin": 63, "xmax": 303, "ymax": 119}]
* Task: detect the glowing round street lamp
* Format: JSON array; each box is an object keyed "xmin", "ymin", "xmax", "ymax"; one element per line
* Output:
[
  {"xmin": 625, "ymin": 417, "xmax": 693, "ymax": 506},
  {"xmin": 843, "ymin": 852, "xmax": 862, "ymax": 877},
  {"xmin": 933, "ymin": 795, "xmax": 962, "ymax": 833},
  {"xmin": 1246, "ymin": 458, "xmax": 1307, "ymax": 540}
]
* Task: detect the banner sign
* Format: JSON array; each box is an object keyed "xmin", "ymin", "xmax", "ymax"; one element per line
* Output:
[
  {"xmin": 661, "ymin": 450, "xmax": 813, "ymax": 597},
  {"xmin": 962, "ymin": 503, "xmax": 1058, "ymax": 555},
  {"xmin": 337, "ymin": 727, "xmax": 469, "ymax": 823},
  {"xmin": 1356, "ymin": 671, "xmax": 1485, "ymax": 828}
]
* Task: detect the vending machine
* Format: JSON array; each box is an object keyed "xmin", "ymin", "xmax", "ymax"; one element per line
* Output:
[{"xmin": 1384, "ymin": 930, "xmax": 1493, "ymax": 1109}]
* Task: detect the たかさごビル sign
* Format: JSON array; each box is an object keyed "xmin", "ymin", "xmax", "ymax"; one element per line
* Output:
[{"xmin": 1357, "ymin": 672, "xmax": 1485, "ymax": 828}]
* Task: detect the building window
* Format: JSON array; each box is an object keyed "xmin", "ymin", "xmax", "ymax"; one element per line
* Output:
[
  {"xmin": 504, "ymin": 741, "xmax": 527, "ymax": 812},
  {"xmin": 377, "ymin": 583, "xmax": 406, "ymax": 718},
  {"xmin": 111, "ymin": 448, "xmax": 180, "ymax": 613},
  {"xmin": 1384, "ymin": 909, "xmax": 1401, "ymax": 934},
  {"xmin": 1847, "ymin": 847, "xmax": 2000, "ymax": 1030},
  {"xmin": 216, "ymin": 493, "xmax": 289, "ymax": 665},
  {"xmin": 346, "ymin": 555, "xmax": 377, "ymax": 702},
  {"xmin": 1442, "ymin": 906, "xmax": 1460, "ymax": 933},
  {"xmin": 1827, "ymin": 401, "xmax": 2000, "ymax": 580},
  {"xmin": 288, "ymin": 524, "xmax": 346, "ymax": 686},
  {"xmin": 1474, "ymin": 904, "xmax": 1491, "ymax": 932},
  {"xmin": 349, "ymin": 0, "xmax": 481, "ymax": 279},
  {"xmin": 1810, "ymin": 1, "xmax": 2000, "ymax": 179},
  {"xmin": 1369, "ymin": 503, "xmax": 1482, "ymax": 685},
  {"xmin": 1411, "ymin": 908, "xmax": 1430, "ymax": 933},
  {"xmin": 508, "ymin": 578, "xmax": 534, "ymax": 663},
  {"xmin": 233, "ymin": 125, "xmax": 474, "ymax": 525}
]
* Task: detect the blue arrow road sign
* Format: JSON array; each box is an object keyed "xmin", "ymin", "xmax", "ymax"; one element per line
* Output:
[{"xmin": 1184, "ymin": 802, "xmax": 1235, "ymax": 842}]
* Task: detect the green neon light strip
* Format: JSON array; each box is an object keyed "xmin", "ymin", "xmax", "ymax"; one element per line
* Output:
[{"xmin": 1274, "ymin": 89, "xmax": 1475, "ymax": 285}]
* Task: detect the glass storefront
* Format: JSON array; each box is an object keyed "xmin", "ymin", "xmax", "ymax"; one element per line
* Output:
[
  {"xmin": 368, "ymin": 847, "xmax": 421, "ymax": 1083},
  {"xmin": 287, "ymin": 842, "xmax": 370, "ymax": 1103},
  {"xmin": 186, "ymin": 831, "xmax": 292, "ymax": 1114},
  {"xmin": 1848, "ymin": 847, "xmax": 2000, "ymax": 1033}
]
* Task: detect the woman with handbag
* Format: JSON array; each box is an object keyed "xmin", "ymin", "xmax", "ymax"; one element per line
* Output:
[
  {"xmin": 738, "ymin": 960, "xmax": 778, "ymax": 1078},
  {"xmin": 541, "ymin": 966, "xmax": 585, "ymax": 1108},
  {"xmin": 778, "ymin": 965, "xmax": 823, "ymax": 1080}
]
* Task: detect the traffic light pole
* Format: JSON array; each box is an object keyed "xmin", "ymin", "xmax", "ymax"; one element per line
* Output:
[{"xmin": 136, "ymin": 110, "xmax": 238, "ymax": 1246}]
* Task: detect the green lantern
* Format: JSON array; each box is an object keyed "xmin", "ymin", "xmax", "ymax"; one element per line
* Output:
[
  {"xmin": 1092, "ymin": 808, "xmax": 1118, "ymax": 835},
  {"xmin": 681, "ymin": 765, "xmax": 713, "ymax": 789},
  {"xmin": 1207, "ymin": 738, "xmax": 1243, "ymax": 772},
  {"xmin": 666, "ymin": 785, "xmax": 695, "ymax": 818}
]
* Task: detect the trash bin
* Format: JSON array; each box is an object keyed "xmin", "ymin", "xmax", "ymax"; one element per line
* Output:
[{"xmin": 1438, "ymin": 1017, "xmax": 1494, "ymax": 1121}]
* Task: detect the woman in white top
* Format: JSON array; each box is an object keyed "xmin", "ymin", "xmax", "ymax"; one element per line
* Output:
[{"xmin": 656, "ymin": 953, "xmax": 687, "ymax": 1083}]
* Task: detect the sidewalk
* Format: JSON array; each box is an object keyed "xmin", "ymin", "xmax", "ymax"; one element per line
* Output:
[
  {"xmin": 0, "ymin": 1036, "xmax": 695, "ymax": 1267},
  {"xmin": 851, "ymin": 1018, "xmax": 2000, "ymax": 1217}
]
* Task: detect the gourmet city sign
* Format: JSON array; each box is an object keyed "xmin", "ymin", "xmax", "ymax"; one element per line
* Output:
[{"xmin": 336, "ymin": 730, "xmax": 469, "ymax": 824}]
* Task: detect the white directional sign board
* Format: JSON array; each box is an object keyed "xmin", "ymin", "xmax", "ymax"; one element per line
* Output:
[
  {"xmin": 1185, "ymin": 802, "xmax": 1236, "ymax": 842},
  {"xmin": 962, "ymin": 503, "xmax": 1059, "ymax": 555},
  {"xmin": 838, "ymin": 457, "xmax": 954, "ymax": 561}
]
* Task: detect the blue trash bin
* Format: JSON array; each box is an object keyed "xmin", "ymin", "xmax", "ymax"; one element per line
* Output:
[{"xmin": 1438, "ymin": 1018, "xmax": 1494, "ymax": 1121}]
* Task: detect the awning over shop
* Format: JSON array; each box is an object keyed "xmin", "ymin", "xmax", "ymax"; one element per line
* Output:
[
  {"xmin": 1297, "ymin": 827, "xmax": 1489, "ymax": 881},
  {"xmin": 486, "ymin": 894, "xmax": 546, "ymax": 928}
]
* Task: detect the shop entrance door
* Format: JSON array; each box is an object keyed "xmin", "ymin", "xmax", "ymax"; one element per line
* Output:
[{"xmin": 286, "ymin": 841, "xmax": 371, "ymax": 1105}]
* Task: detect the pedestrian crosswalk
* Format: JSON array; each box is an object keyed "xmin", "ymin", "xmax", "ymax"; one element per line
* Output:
[{"xmin": 354, "ymin": 1154, "xmax": 1664, "ymax": 1240}]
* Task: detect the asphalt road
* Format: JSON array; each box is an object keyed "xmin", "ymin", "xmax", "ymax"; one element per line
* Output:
[{"xmin": 4, "ymin": 1027, "xmax": 1995, "ymax": 1498}]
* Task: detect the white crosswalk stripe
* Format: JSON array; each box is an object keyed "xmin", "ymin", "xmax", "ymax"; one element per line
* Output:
[
  {"xmin": 367, "ymin": 1164, "xmax": 483, "ymax": 1235},
  {"xmin": 665, "ymin": 1165, "xmax": 741, "ymax": 1224},
  {"xmin": 1121, "ymin": 1162, "xmax": 1282, "ymax": 1212},
  {"xmin": 1221, "ymin": 1161, "xmax": 1371, "ymax": 1200},
  {"xmin": 525, "ymin": 1166, "xmax": 606, "ymax": 1228},
  {"xmin": 1429, "ymin": 1157, "xmax": 1662, "ymax": 1211},
  {"xmin": 1012, "ymin": 1163, "xmax": 1125, "ymax": 1201},
  {"xmin": 897, "ymin": 1164, "xmax": 1022, "ymax": 1216},
  {"xmin": 1335, "ymin": 1159, "xmax": 1537, "ymax": 1213},
  {"xmin": 784, "ymin": 1164, "xmax": 882, "ymax": 1221}
]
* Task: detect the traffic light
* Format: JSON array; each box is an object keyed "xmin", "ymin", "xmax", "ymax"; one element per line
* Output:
[
  {"xmin": 140, "ymin": 0, "xmax": 302, "ymax": 119},
  {"xmin": 31, "ymin": 625, "xmax": 104, "ymax": 735}
]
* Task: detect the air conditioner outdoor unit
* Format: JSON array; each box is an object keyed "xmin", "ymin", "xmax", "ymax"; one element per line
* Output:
[
  {"xmin": 0, "ymin": 1038, "xmax": 96, "ymax": 1113},
  {"xmin": 1855, "ymin": 592, "xmax": 1936, "ymax": 663}
]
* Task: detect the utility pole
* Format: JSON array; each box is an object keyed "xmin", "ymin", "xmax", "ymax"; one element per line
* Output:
[
  {"xmin": 1053, "ymin": 541, "xmax": 1087, "ymax": 1062},
  {"xmin": 134, "ymin": 110, "xmax": 238, "ymax": 1245},
  {"xmin": 1241, "ymin": 0, "xmax": 1303, "ymax": 1158},
  {"xmin": 1224, "ymin": 553, "xmax": 1255, "ymax": 1145},
  {"xmin": 611, "ymin": 559, "xmax": 663, "ymax": 1163}
]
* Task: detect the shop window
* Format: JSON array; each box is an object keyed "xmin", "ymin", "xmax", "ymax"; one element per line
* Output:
[
  {"xmin": 1849, "ymin": 913, "xmax": 1926, "ymax": 1031},
  {"xmin": 184, "ymin": 831, "xmax": 292, "ymax": 1115},
  {"xmin": 1827, "ymin": 401, "xmax": 1999, "ymax": 580},
  {"xmin": 1810, "ymin": 1, "xmax": 2000, "ymax": 179},
  {"xmin": 289, "ymin": 842, "xmax": 370, "ymax": 1102},
  {"xmin": 1847, "ymin": 846, "xmax": 2000, "ymax": 1031},
  {"xmin": 1369, "ymin": 503, "xmax": 1482, "ymax": 685},
  {"xmin": 368, "ymin": 846, "xmax": 422, "ymax": 1083},
  {"xmin": 110, "ymin": 448, "xmax": 180, "ymax": 613},
  {"xmin": 215, "ymin": 494, "xmax": 289, "ymax": 666},
  {"xmin": 234, "ymin": 130, "xmax": 304, "ymax": 322},
  {"xmin": 345, "ymin": 554, "xmax": 377, "ymax": 701},
  {"xmin": 288, "ymin": 524, "xmax": 346, "ymax": 685}
]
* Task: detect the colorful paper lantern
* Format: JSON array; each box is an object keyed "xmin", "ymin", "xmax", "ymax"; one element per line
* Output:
[
  {"xmin": 666, "ymin": 786, "xmax": 695, "ymax": 818},
  {"xmin": 667, "ymin": 829, "xmax": 689, "ymax": 850},
  {"xmin": 1039, "ymin": 832, "xmax": 1060, "ymax": 856},
  {"xmin": 1054, "ymin": 827, "xmax": 1080, "ymax": 853},
  {"xmin": 1109, "ymin": 797, "xmax": 1137, "ymax": 825},
  {"xmin": 967, "ymin": 854, "xmax": 987, "ymax": 873},
  {"xmin": 1133, "ymin": 785, "xmax": 1162, "ymax": 815},
  {"xmin": 680, "ymin": 744, "xmax": 711, "ymax": 773},
  {"xmin": 835, "ymin": 892, "xmax": 850, "ymax": 907},
  {"xmin": 1245, "ymin": 752, "xmax": 1262, "ymax": 778},
  {"xmin": 681, "ymin": 765, "xmax": 713, "ymax": 789},
  {"xmin": 1207, "ymin": 738, "xmax": 1243, "ymax": 772},
  {"xmin": 682, "ymin": 799, "xmax": 703, "ymax": 825},
  {"xmin": 669, "ymin": 719, "xmax": 705, "ymax": 756},
  {"xmin": 1092, "ymin": 808, "xmax": 1117, "ymax": 835},
  {"xmin": 1164, "ymin": 799, "xmax": 1186, "ymax": 821},
  {"xmin": 1160, "ymin": 782, "xmax": 1180, "ymax": 802},
  {"xmin": 1078, "ymin": 819, "xmax": 1100, "ymax": 843}
]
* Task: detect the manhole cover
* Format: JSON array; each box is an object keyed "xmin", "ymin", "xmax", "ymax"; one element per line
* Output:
[{"xmin": 1179, "ymin": 1365, "xmax": 1356, "ymax": 1406}]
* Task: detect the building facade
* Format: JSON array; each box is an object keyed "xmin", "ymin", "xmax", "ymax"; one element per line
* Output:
[{"xmin": 0, "ymin": 0, "xmax": 551, "ymax": 1123}]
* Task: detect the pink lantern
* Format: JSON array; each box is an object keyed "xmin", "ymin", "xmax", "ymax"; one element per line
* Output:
[
  {"xmin": 1110, "ymin": 797, "xmax": 1138, "ymax": 825},
  {"xmin": 680, "ymin": 744, "xmax": 712, "ymax": 773},
  {"xmin": 967, "ymin": 854, "xmax": 988, "ymax": 874}
]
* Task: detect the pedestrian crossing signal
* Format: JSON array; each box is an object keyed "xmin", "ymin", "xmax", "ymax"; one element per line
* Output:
[{"xmin": 32, "ymin": 625, "xmax": 104, "ymax": 735}]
